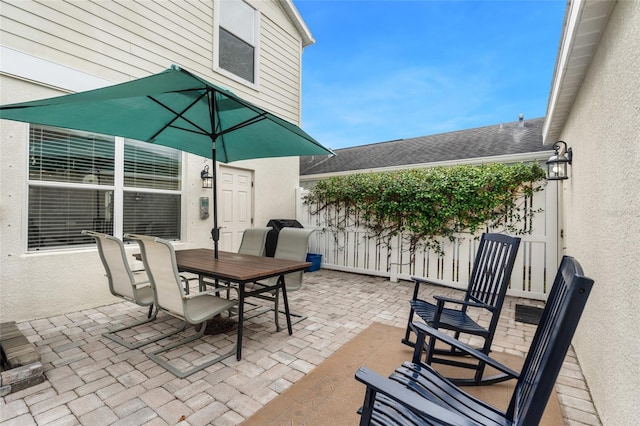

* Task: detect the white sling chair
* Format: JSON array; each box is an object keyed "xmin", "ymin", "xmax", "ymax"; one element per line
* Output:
[
  {"xmin": 82, "ymin": 230, "xmax": 165, "ymax": 349},
  {"xmin": 238, "ymin": 227, "xmax": 272, "ymax": 256},
  {"xmin": 245, "ymin": 227, "xmax": 315, "ymax": 331},
  {"xmin": 127, "ymin": 234, "xmax": 238, "ymax": 378}
]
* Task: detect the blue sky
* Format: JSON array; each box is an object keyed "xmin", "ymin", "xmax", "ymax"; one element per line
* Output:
[{"xmin": 294, "ymin": 0, "xmax": 566, "ymax": 149}]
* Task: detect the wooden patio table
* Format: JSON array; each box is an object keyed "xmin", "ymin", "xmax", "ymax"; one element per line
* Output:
[{"xmin": 168, "ymin": 249, "xmax": 310, "ymax": 361}]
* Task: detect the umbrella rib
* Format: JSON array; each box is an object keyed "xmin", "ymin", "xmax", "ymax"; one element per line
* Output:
[
  {"xmin": 147, "ymin": 92, "xmax": 212, "ymax": 140},
  {"xmin": 163, "ymin": 125, "xmax": 210, "ymax": 136},
  {"xmin": 215, "ymin": 113, "xmax": 268, "ymax": 138},
  {"xmin": 209, "ymin": 87, "xmax": 319, "ymax": 144}
]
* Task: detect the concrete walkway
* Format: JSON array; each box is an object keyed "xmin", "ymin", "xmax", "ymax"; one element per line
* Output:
[{"xmin": 1, "ymin": 269, "xmax": 600, "ymax": 425}]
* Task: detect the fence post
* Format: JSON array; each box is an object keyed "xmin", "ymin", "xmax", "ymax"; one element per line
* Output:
[
  {"xmin": 296, "ymin": 187, "xmax": 308, "ymax": 225},
  {"xmin": 389, "ymin": 263, "xmax": 399, "ymax": 283}
]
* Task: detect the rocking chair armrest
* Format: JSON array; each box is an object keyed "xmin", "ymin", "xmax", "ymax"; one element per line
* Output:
[
  {"xmin": 433, "ymin": 295, "xmax": 492, "ymax": 310},
  {"xmin": 412, "ymin": 322, "xmax": 520, "ymax": 379},
  {"xmin": 355, "ymin": 366, "xmax": 477, "ymax": 425},
  {"xmin": 411, "ymin": 276, "xmax": 466, "ymax": 291},
  {"xmin": 409, "ymin": 276, "xmax": 465, "ymax": 304}
]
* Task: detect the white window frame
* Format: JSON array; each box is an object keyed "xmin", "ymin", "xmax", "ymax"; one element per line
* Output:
[
  {"xmin": 213, "ymin": 0, "xmax": 261, "ymax": 88},
  {"xmin": 25, "ymin": 129, "xmax": 185, "ymax": 252}
]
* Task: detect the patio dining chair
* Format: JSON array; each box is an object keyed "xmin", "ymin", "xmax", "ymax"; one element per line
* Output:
[
  {"xmin": 244, "ymin": 227, "xmax": 315, "ymax": 331},
  {"xmin": 238, "ymin": 227, "xmax": 272, "ymax": 256},
  {"xmin": 402, "ymin": 233, "xmax": 521, "ymax": 385},
  {"xmin": 127, "ymin": 234, "xmax": 238, "ymax": 378},
  {"xmin": 82, "ymin": 230, "xmax": 163, "ymax": 349},
  {"xmin": 356, "ymin": 255, "xmax": 594, "ymax": 426}
]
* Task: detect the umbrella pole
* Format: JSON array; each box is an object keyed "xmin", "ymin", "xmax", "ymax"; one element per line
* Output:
[{"xmin": 211, "ymin": 143, "xmax": 219, "ymax": 259}]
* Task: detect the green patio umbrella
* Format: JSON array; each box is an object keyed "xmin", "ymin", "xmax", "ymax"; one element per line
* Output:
[{"xmin": 0, "ymin": 65, "xmax": 334, "ymax": 257}]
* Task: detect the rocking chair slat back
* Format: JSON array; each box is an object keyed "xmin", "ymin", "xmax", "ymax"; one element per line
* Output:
[
  {"xmin": 508, "ymin": 255, "xmax": 593, "ymax": 423},
  {"xmin": 468, "ymin": 234, "xmax": 519, "ymax": 308}
]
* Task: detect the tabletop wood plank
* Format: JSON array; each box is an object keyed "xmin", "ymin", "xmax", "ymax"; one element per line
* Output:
[{"xmin": 174, "ymin": 249, "xmax": 311, "ymax": 282}]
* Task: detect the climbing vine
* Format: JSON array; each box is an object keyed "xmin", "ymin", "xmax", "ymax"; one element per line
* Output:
[{"xmin": 305, "ymin": 163, "xmax": 546, "ymax": 254}]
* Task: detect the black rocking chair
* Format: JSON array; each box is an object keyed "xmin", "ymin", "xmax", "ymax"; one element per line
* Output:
[
  {"xmin": 356, "ymin": 255, "xmax": 594, "ymax": 426},
  {"xmin": 402, "ymin": 233, "xmax": 521, "ymax": 385}
]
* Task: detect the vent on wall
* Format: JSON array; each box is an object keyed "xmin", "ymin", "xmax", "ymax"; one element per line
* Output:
[{"xmin": 515, "ymin": 304, "xmax": 544, "ymax": 325}]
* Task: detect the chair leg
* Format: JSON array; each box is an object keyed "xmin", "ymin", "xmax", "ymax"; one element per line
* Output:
[
  {"xmin": 273, "ymin": 289, "xmax": 306, "ymax": 332},
  {"xmin": 402, "ymin": 281, "xmax": 422, "ymax": 347},
  {"xmin": 401, "ymin": 307, "xmax": 417, "ymax": 347},
  {"xmin": 102, "ymin": 306, "xmax": 184, "ymax": 350},
  {"xmin": 147, "ymin": 319, "xmax": 237, "ymax": 378},
  {"xmin": 359, "ymin": 385, "xmax": 377, "ymax": 425},
  {"xmin": 274, "ymin": 289, "xmax": 280, "ymax": 331}
]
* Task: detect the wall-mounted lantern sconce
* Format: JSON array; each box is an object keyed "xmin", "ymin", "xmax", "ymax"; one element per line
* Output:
[
  {"xmin": 546, "ymin": 140, "xmax": 573, "ymax": 180},
  {"xmin": 200, "ymin": 164, "xmax": 213, "ymax": 188}
]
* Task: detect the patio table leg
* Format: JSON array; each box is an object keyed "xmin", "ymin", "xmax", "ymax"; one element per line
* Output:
[
  {"xmin": 279, "ymin": 275, "xmax": 293, "ymax": 335},
  {"xmin": 237, "ymin": 283, "xmax": 245, "ymax": 360}
]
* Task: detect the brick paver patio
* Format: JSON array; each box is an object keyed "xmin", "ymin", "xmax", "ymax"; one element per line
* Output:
[{"xmin": 0, "ymin": 269, "xmax": 600, "ymax": 425}]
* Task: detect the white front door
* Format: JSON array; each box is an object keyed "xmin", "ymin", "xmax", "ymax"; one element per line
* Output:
[{"xmin": 218, "ymin": 165, "xmax": 254, "ymax": 252}]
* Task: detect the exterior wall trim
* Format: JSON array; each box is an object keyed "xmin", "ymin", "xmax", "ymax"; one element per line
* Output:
[
  {"xmin": 278, "ymin": 0, "xmax": 315, "ymax": 46},
  {"xmin": 0, "ymin": 47, "xmax": 113, "ymax": 93},
  {"xmin": 543, "ymin": 0, "xmax": 616, "ymax": 144}
]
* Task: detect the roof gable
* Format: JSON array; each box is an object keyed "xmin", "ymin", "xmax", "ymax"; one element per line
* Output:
[
  {"xmin": 301, "ymin": 117, "xmax": 550, "ymax": 175},
  {"xmin": 279, "ymin": 0, "xmax": 315, "ymax": 47}
]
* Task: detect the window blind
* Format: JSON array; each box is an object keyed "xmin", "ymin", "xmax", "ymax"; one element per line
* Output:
[
  {"xmin": 27, "ymin": 125, "xmax": 182, "ymax": 250},
  {"xmin": 122, "ymin": 191, "xmax": 181, "ymax": 240},
  {"xmin": 29, "ymin": 186, "xmax": 114, "ymax": 249},
  {"xmin": 29, "ymin": 125, "xmax": 115, "ymax": 185},
  {"xmin": 124, "ymin": 139, "xmax": 181, "ymax": 190}
]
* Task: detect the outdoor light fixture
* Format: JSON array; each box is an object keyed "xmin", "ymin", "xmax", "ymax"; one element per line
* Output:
[
  {"xmin": 201, "ymin": 164, "xmax": 213, "ymax": 188},
  {"xmin": 546, "ymin": 141, "xmax": 573, "ymax": 180}
]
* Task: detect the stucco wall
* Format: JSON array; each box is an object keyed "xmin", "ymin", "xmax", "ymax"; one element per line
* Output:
[
  {"xmin": 229, "ymin": 156, "xmax": 300, "ymax": 229},
  {"xmin": 557, "ymin": 1, "xmax": 640, "ymax": 423}
]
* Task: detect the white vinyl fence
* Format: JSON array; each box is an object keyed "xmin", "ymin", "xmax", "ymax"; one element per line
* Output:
[{"xmin": 296, "ymin": 183, "xmax": 558, "ymax": 301}]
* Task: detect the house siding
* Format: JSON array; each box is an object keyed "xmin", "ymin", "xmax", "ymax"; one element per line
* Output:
[
  {"xmin": 0, "ymin": 0, "xmax": 214, "ymax": 81},
  {"xmin": 556, "ymin": 1, "xmax": 640, "ymax": 424},
  {"xmin": 257, "ymin": 2, "xmax": 303, "ymax": 122},
  {"xmin": 1, "ymin": 0, "xmax": 303, "ymax": 123},
  {"xmin": 0, "ymin": 0, "xmax": 308, "ymax": 322}
]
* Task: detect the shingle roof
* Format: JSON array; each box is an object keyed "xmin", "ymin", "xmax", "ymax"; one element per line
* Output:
[{"xmin": 301, "ymin": 117, "xmax": 550, "ymax": 175}]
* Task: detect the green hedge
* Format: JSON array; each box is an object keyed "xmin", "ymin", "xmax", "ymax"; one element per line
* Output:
[{"xmin": 305, "ymin": 163, "xmax": 546, "ymax": 253}]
